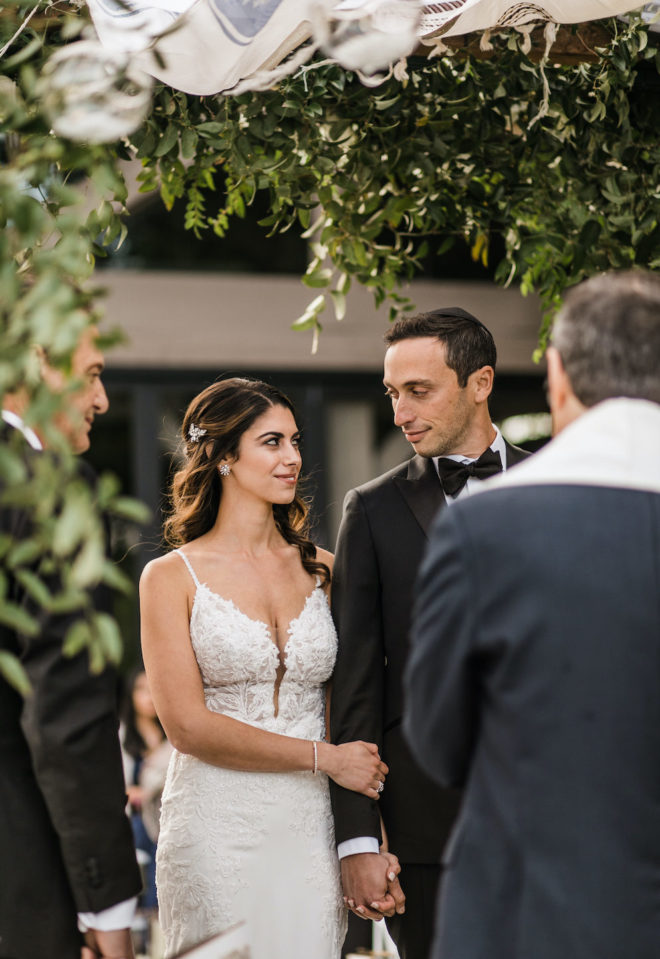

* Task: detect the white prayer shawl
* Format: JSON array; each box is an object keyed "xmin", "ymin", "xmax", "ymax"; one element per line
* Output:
[
  {"xmin": 85, "ymin": 0, "xmax": 656, "ymax": 97},
  {"xmin": 421, "ymin": 0, "xmax": 648, "ymax": 39},
  {"xmin": 87, "ymin": 0, "xmax": 312, "ymax": 95},
  {"xmin": 475, "ymin": 398, "xmax": 660, "ymax": 496}
]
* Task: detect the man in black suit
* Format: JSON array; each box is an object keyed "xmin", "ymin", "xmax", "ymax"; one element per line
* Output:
[
  {"xmin": 0, "ymin": 327, "xmax": 142, "ymax": 959},
  {"xmin": 404, "ymin": 271, "xmax": 660, "ymax": 959},
  {"xmin": 330, "ymin": 309, "xmax": 529, "ymax": 959}
]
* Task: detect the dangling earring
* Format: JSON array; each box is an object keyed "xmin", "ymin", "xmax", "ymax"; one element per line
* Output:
[{"xmin": 219, "ymin": 463, "xmax": 231, "ymax": 477}]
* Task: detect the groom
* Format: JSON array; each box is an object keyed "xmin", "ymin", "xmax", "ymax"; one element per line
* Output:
[{"xmin": 330, "ymin": 308, "xmax": 529, "ymax": 958}]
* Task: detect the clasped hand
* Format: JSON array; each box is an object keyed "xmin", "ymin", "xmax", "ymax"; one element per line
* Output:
[
  {"xmin": 323, "ymin": 740, "xmax": 388, "ymax": 799},
  {"xmin": 341, "ymin": 851, "xmax": 405, "ymax": 920},
  {"xmin": 81, "ymin": 927, "xmax": 135, "ymax": 959}
]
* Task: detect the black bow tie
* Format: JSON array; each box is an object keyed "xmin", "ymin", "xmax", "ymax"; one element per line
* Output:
[{"xmin": 436, "ymin": 449, "xmax": 503, "ymax": 498}]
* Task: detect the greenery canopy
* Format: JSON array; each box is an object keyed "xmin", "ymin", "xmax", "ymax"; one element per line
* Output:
[
  {"xmin": 0, "ymin": 1, "xmax": 659, "ymax": 684},
  {"xmin": 130, "ymin": 15, "xmax": 660, "ymax": 350}
]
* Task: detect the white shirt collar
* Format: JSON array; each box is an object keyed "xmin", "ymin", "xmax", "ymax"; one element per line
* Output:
[
  {"xmin": 2, "ymin": 409, "xmax": 43, "ymax": 450},
  {"xmin": 432, "ymin": 425, "xmax": 507, "ymax": 503},
  {"xmin": 433, "ymin": 425, "xmax": 506, "ymax": 469}
]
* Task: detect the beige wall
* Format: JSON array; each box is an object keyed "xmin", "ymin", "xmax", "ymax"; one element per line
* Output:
[{"xmin": 102, "ymin": 270, "xmax": 544, "ymax": 373}]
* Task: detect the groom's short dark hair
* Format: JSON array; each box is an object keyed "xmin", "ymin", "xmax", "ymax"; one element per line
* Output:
[{"xmin": 384, "ymin": 308, "xmax": 497, "ymax": 388}]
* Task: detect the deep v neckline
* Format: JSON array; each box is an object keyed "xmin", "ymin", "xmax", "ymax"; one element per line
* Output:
[
  {"xmin": 192, "ymin": 583, "xmax": 324, "ymax": 719},
  {"xmin": 193, "ymin": 581, "xmax": 322, "ymax": 661}
]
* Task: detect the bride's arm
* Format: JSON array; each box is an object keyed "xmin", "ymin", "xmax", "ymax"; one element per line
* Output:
[{"xmin": 140, "ymin": 554, "xmax": 386, "ymax": 799}]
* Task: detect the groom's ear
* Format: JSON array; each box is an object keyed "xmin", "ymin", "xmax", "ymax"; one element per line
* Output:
[{"xmin": 468, "ymin": 365, "xmax": 494, "ymax": 404}]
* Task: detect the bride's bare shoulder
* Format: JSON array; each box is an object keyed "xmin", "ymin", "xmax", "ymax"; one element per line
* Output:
[{"xmin": 140, "ymin": 547, "xmax": 191, "ymax": 593}]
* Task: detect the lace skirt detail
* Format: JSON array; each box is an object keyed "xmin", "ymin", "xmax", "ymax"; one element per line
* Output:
[{"xmin": 157, "ymin": 751, "xmax": 347, "ymax": 959}]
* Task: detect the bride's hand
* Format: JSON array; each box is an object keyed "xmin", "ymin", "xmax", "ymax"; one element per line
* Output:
[{"xmin": 318, "ymin": 741, "xmax": 388, "ymax": 798}]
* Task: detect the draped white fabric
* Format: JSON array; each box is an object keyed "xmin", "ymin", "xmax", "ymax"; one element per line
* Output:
[
  {"xmin": 87, "ymin": 0, "xmax": 314, "ymax": 95},
  {"xmin": 85, "ymin": 0, "xmax": 657, "ymax": 96}
]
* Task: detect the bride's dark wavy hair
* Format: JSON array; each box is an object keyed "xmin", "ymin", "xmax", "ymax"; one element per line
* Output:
[{"xmin": 164, "ymin": 377, "xmax": 330, "ymax": 586}]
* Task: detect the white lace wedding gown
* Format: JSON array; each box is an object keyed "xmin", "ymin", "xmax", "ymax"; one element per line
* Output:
[{"xmin": 156, "ymin": 551, "xmax": 347, "ymax": 958}]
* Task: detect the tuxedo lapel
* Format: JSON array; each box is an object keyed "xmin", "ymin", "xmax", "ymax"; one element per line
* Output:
[
  {"xmin": 393, "ymin": 442, "xmax": 528, "ymax": 537},
  {"xmin": 504, "ymin": 439, "xmax": 530, "ymax": 469},
  {"xmin": 393, "ymin": 455, "xmax": 445, "ymax": 538}
]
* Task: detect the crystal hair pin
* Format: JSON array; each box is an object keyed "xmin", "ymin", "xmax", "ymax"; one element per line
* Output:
[{"xmin": 188, "ymin": 423, "xmax": 207, "ymax": 443}]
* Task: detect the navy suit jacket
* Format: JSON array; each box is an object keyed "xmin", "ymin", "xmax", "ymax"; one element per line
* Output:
[{"xmin": 405, "ymin": 399, "xmax": 660, "ymax": 959}]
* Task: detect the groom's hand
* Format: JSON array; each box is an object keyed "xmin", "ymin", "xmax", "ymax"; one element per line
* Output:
[
  {"xmin": 372, "ymin": 851, "xmax": 405, "ymax": 917},
  {"xmin": 341, "ymin": 852, "xmax": 406, "ymax": 920},
  {"xmin": 81, "ymin": 927, "xmax": 135, "ymax": 959}
]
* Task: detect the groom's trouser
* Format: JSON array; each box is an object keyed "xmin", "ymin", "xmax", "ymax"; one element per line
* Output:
[{"xmin": 385, "ymin": 863, "xmax": 441, "ymax": 959}]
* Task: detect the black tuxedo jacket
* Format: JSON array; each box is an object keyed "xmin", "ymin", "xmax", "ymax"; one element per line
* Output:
[
  {"xmin": 0, "ymin": 427, "xmax": 141, "ymax": 959},
  {"xmin": 329, "ymin": 441, "xmax": 529, "ymax": 863}
]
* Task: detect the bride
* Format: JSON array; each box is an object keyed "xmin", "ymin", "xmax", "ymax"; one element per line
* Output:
[{"xmin": 140, "ymin": 378, "xmax": 393, "ymax": 958}]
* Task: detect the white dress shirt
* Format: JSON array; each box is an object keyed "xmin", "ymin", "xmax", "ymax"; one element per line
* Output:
[{"xmin": 2, "ymin": 409, "xmax": 42, "ymax": 450}]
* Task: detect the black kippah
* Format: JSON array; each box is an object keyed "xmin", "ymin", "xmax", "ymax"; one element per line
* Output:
[{"xmin": 425, "ymin": 307, "xmax": 490, "ymax": 333}]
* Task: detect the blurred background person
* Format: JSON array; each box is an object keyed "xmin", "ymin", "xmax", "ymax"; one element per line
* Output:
[{"xmin": 121, "ymin": 668, "xmax": 172, "ymax": 909}]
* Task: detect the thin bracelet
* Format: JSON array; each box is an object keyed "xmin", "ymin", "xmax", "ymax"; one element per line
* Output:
[{"xmin": 312, "ymin": 740, "xmax": 318, "ymax": 775}]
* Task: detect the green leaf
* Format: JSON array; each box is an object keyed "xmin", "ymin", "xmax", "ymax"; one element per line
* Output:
[
  {"xmin": 94, "ymin": 613, "xmax": 123, "ymax": 665},
  {"xmin": 302, "ymin": 267, "xmax": 333, "ymax": 289},
  {"xmin": 291, "ymin": 295, "xmax": 326, "ymax": 329},
  {"xmin": 92, "ymin": 612, "xmax": 122, "ymax": 665},
  {"xmin": 0, "ymin": 601, "xmax": 39, "ymax": 637},
  {"xmin": 291, "ymin": 314, "xmax": 320, "ymax": 331},
  {"xmin": 0, "ymin": 651, "xmax": 31, "ymax": 696},
  {"xmin": 136, "ymin": 131, "xmax": 158, "ymax": 158},
  {"xmin": 49, "ymin": 589, "xmax": 87, "ymax": 614},
  {"xmin": 0, "ymin": 449, "xmax": 27, "ymax": 487},
  {"xmin": 52, "ymin": 498, "xmax": 91, "ymax": 557},
  {"xmin": 154, "ymin": 123, "xmax": 179, "ymax": 157},
  {"xmin": 578, "ymin": 220, "xmax": 602, "ymax": 248},
  {"xmin": 3, "ymin": 35, "xmax": 42, "ymax": 69},
  {"xmin": 351, "ymin": 240, "xmax": 368, "ymax": 268},
  {"xmin": 6, "ymin": 538, "xmax": 42, "ymax": 570},
  {"xmin": 330, "ymin": 290, "xmax": 346, "ymax": 321},
  {"xmin": 70, "ymin": 535, "xmax": 105, "ymax": 589},
  {"xmin": 62, "ymin": 618, "xmax": 91, "ymax": 658},
  {"xmin": 181, "ymin": 128, "xmax": 199, "ymax": 159},
  {"xmin": 196, "ymin": 121, "xmax": 224, "ymax": 135},
  {"xmin": 101, "ymin": 560, "xmax": 134, "ymax": 595},
  {"xmin": 15, "ymin": 569, "xmax": 52, "ymax": 609},
  {"xmin": 108, "ymin": 497, "xmax": 151, "ymax": 525}
]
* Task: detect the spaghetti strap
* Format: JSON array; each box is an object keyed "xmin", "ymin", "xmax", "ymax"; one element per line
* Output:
[{"xmin": 174, "ymin": 549, "xmax": 201, "ymax": 588}]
